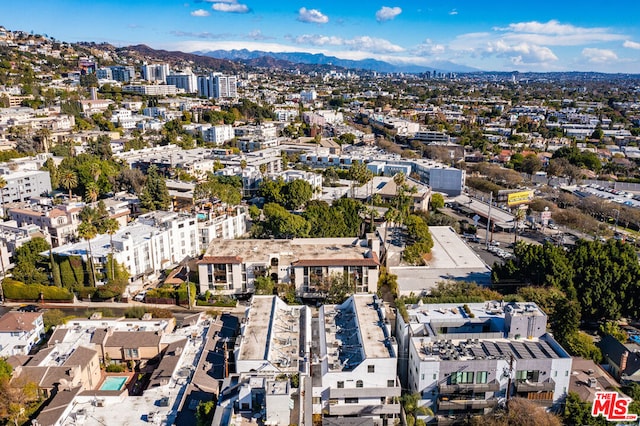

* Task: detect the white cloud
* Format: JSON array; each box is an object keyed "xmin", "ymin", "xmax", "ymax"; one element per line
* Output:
[
  {"xmin": 624, "ymin": 40, "xmax": 640, "ymax": 50},
  {"xmin": 375, "ymin": 6, "xmax": 402, "ymax": 22},
  {"xmin": 414, "ymin": 39, "xmax": 445, "ymax": 55},
  {"xmin": 449, "ymin": 9, "xmax": 458, "ymax": 16},
  {"xmin": 293, "ymin": 34, "xmax": 344, "ymax": 46},
  {"xmin": 170, "ymin": 30, "xmax": 229, "ymax": 39},
  {"xmin": 292, "ymin": 34, "xmax": 403, "ymax": 53},
  {"xmin": 494, "ymin": 20, "xmax": 625, "ymax": 46},
  {"xmin": 245, "ymin": 30, "xmax": 274, "ymax": 41},
  {"xmin": 348, "ymin": 36, "xmax": 404, "ymax": 53},
  {"xmin": 486, "ymin": 40, "xmax": 558, "ymax": 65},
  {"xmin": 582, "ymin": 48, "xmax": 618, "ymax": 63},
  {"xmin": 211, "ymin": 1, "xmax": 249, "ymax": 13},
  {"xmin": 190, "ymin": 9, "xmax": 210, "ymax": 17},
  {"xmin": 298, "ymin": 7, "xmax": 329, "ymax": 24}
]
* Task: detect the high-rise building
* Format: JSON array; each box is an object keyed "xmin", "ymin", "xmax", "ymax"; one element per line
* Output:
[
  {"xmin": 141, "ymin": 63, "xmax": 169, "ymax": 83},
  {"xmin": 214, "ymin": 74, "xmax": 237, "ymax": 98},
  {"xmin": 109, "ymin": 66, "xmax": 135, "ymax": 82},
  {"xmin": 166, "ymin": 71, "xmax": 198, "ymax": 93},
  {"xmin": 197, "ymin": 73, "xmax": 238, "ymax": 99}
]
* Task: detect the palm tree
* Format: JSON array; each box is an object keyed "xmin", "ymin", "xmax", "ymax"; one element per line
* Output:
[
  {"xmin": 103, "ymin": 218, "xmax": 120, "ymax": 280},
  {"xmin": 401, "ymin": 392, "xmax": 433, "ymax": 424},
  {"xmin": 85, "ymin": 182, "xmax": 99, "ymax": 203},
  {"xmin": 88, "ymin": 162, "xmax": 101, "ymax": 182},
  {"xmin": 59, "ymin": 170, "xmax": 78, "ymax": 202},
  {"xmin": 77, "ymin": 222, "xmax": 98, "ymax": 286},
  {"xmin": 382, "ymin": 207, "xmax": 399, "ymax": 264},
  {"xmin": 239, "ymin": 159, "xmax": 247, "ymax": 198},
  {"xmin": 0, "ymin": 175, "xmax": 6, "ymax": 217},
  {"xmin": 366, "ymin": 206, "xmax": 379, "ymax": 233},
  {"xmin": 36, "ymin": 128, "xmax": 52, "ymax": 153}
]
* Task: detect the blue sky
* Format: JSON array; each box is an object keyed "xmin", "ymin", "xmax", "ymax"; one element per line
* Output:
[{"xmin": 3, "ymin": 0, "xmax": 640, "ymax": 72}]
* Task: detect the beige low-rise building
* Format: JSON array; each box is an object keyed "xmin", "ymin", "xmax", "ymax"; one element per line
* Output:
[{"xmin": 197, "ymin": 236, "xmax": 381, "ymax": 297}]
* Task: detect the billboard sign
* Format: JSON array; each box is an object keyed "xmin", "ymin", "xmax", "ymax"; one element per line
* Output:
[{"xmin": 507, "ymin": 190, "xmax": 534, "ymax": 207}]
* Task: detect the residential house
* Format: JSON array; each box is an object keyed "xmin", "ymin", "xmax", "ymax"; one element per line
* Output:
[
  {"xmin": 0, "ymin": 311, "xmax": 45, "ymax": 356},
  {"xmin": 599, "ymin": 334, "xmax": 640, "ymax": 383}
]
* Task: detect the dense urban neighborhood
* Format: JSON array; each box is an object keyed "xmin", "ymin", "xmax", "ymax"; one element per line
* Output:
[{"xmin": 2, "ymin": 25, "xmax": 640, "ymax": 426}]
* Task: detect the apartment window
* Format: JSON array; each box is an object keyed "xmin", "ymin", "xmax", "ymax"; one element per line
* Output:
[
  {"xmin": 450, "ymin": 371, "xmax": 474, "ymax": 384},
  {"xmin": 337, "ymin": 381, "xmax": 344, "ymax": 389},
  {"xmin": 345, "ymin": 398, "xmax": 359, "ymax": 404},
  {"xmin": 368, "ymin": 365, "xmax": 375, "ymax": 373},
  {"xmin": 387, "ymin": 380, "xmax": 395, "ymax": 387},
  {"xmin": 312, "ymin": 397, "xmax": 321, "ymax": 404},
  {"xmin": 123, "ymin": 348, "xmax": 139, "ymax": 359},
  {"xmin": 356, "ymin": 380, "xmax": 363, "ymax": 388},
  {"xmin": 516, "ymin": 370, "xmax": 540, "ymax": 382},
  {"xmin": 433, "ymin": 374, "xmax": 437, "ymax": 380},
  {"xmin": 554, "ymin": 371, "xmax": 558, "ymax": 377},
  {"xmin": 421, "ymin": 373, "xmax": 425, "ymax": 380},
  {"xmin": 476, "ymin": 371, "xmax": 488, "ymax": 384}
]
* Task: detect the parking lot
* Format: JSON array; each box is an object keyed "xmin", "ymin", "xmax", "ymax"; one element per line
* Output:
[{"xmin": 573, "ymin": 184, "xmax": 640, "ymax": 208}]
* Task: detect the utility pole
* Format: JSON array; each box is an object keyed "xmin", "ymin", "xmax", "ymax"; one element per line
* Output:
[
  {"xmin": 506, "ymin": 353, "xmax": 514, "ymax": 408},
  {"xmin": 485, "ymin": 192, "xmax": 493, "ymax": 247},
  {"xmin": 223, "ymin": 338, "xmax": 229, "ymax": 378},
  {"xmin": 186, "ymin": 265, "xmax": 191, "ymax": 311}
]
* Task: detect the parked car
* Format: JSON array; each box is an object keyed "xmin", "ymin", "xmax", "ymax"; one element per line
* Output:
[
  {"xmin": 134, "ymin": 291, "xmax": 147, "ymax": 302},
  {"xmin": 18, "ymin": 304, "xmax": 41, "ymax": 312}
]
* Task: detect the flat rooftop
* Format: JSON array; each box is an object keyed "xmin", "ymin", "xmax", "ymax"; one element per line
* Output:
[
  {"xmin": 238, "ymin": 296, "xmax": 303, "ymax": 372},
  {"xmin": 412, "ymin": 336, "xmax": 564, "ymax": 362},
  {"xmin": 405, "ymin": 301, "xmax": 544, "ymax": 325},
  {"xmin": 391, "ymin": 227, "xmax": 491, "ymax": 295},
  {"xmin": 323, "ymin": 295, "xmax": 395, "ymax": 372},
  {"xmin": 201, "ymin": 237, "xmax": 377, "ymax": 265}
]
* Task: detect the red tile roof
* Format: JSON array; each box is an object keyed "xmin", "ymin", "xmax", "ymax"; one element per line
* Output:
[{"xmin": 197, "ymin": 256, "xmax": 243, "ymax": 264}]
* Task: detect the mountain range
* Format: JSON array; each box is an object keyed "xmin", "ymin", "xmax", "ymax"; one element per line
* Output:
[{"xmin": 193, "ymin": 49, "xmax": 479, "ymax": 74}]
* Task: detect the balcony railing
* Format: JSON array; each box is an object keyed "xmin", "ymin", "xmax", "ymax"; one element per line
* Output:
[
  {"xmin": 329, "ymin": 403, "xmax": 401, "ymax": 416},
  {"xmin": 439, "ymin": 380, "xmax": 500, "ymax": 394},
  {"xmin": 438, "ymin": 398, "xmax": 499, "ymax": 411},
  {"xmin": 515, "ymin": 379, "xmax": 555, "ymax": 392}
]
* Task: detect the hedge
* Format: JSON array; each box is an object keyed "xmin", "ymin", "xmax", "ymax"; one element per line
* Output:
[{"xmin": 3, "ymin": 279, "xmax": 73, "ymax": 301}]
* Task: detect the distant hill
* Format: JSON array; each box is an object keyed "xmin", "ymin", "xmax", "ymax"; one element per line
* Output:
[
  {"xmin": 118, "ymin": 44, "xmax": 244, "ymax": 73},
  {"xmin": 195, "ymin": 49, "xmax": 480, "ymax": 74}
]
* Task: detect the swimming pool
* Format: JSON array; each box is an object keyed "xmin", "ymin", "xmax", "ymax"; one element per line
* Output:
[{"xmin": 100, "ymin": 376, "xmax": 127, "ymax": 391}]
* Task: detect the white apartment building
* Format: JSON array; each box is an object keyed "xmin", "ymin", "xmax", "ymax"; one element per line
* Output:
[
  {"xmin": 0, "ymin": 219, "xmax": 49, "ymax": 270},
  {"xmin": 300, "ymin": 90, "xmax": 317, "ymax": 103},
  {"xmin": 312, "ymin": 294, "xmax": 401, "ymax": 425},
  {"xmin": 202, "ymin": 124, "xmax": 234, "ymax": 145},
  {"xmin": 235, "ymin": 295, "xmax": 311, "ymax": 374},
  {"xmin": 197, "ymin": 73, "xmax": 238, "ymax": 99},
  {"xmin": 141, "ymin": 63, "xmax": 170, "ymax": 83},
  {"xmin": 142, "ymin": 107, "xmax": 167, "ymax": 119},
  {"xmin": 166, "ymin": 72, "xmax": 198, "ymax": 93},
  {"xmin": 51, "ymin": 211, "xmax": 199, "ymax": 285},
  {"xmin": 0, "ymin": 169, "xmax": 51, "ymax": 204},
  {"xmin": 0, "ymin": 311, "xmax": 45, "ymax": 356},
  {"xmin": 197, "ymin": 206, "xmax": 248, "ymax": 248},
  {"xmin": 214, "ymin": 74, "xmax": 237, "ymax": 98},
  {"xmin": 396, "ymin": 301, "xmax": 572, "ymax": 424},
  {"xmin": 110, "ymin": 109, "xmax": 136, "ymax": 129}
]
